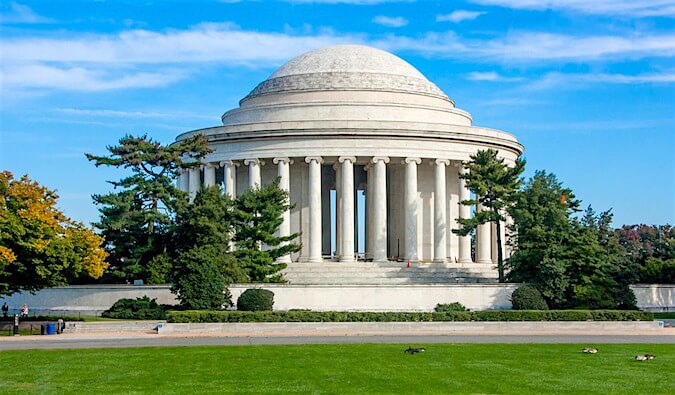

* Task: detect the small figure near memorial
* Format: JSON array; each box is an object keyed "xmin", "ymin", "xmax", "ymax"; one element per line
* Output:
[{"xmin": 2, "ymin": 302, "xmax": 8, "ymax": 317}]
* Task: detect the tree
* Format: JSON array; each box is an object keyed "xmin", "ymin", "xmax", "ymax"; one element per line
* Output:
[
  {"xmin": 454, "ymin": 149, "xmax": 525, "ymax": 282},
  {"xmin": 0, "ymin": 171, "xmax": 108, "ymax": 296},
  {"xmin": 170, "ymin": 187, "xmax": 246, "ymax": 309},
  {"xmin": 615, "ymin": 224, "xmax": 674, "ymax": 283},
  {"xmin": 87, "ymin": 134, "xmax": 211, "ymax": 283},
  {"xmin": 507, "ymin": 171, "xmax": 579, "ymax": 306},
  {"xmin": 508, "ymin": 171, "xmax": 637, "ymax": 309},
  {"xmin": 232, "ymin": 178, "xmax": 301, "ymax": 282}
]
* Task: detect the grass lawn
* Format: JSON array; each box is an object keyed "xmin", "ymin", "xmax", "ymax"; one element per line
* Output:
[{"xmin": 0, "ymin": 344, "xmax": 673, "ymax": 394}]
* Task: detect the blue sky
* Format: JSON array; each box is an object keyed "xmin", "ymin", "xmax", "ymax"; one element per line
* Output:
[{"xmin": 1, "ymin": 0, "xmax": 674, "ymax": 227}]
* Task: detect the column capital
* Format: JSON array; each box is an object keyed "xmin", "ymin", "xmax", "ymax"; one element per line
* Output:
[
  {"xmin": 433, "ymin": 158, "xmax": 451, "ymax": 166},
  {"xmin": 338, "ymin": 156, "xmax": 356, "ymax": 163},
  {"xmin": 273, "ymin": 157, "xmax": 294, "ymax": 165},
  {"xmin": 371, "ymin": 156, "xmax": 390, "ymax": 164},
  {"xmin": 403, "ymin": 157, "xmax": 422, "ymax": 165},
  {"xmin": 219, "ymin": 160, "xmax": 239, "ymax": 167},
  {"xmin": 244, "ymin": 158, "xmax": 264, "ymax": 166},
  {"xmin": 305, "ymin": 156, "xmax": 323, "ymax": 164}
]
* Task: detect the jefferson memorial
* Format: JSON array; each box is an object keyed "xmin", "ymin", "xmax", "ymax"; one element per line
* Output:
[{"xmin": 176, "ymin": 45, "xmax": 523, "ymax": 285}]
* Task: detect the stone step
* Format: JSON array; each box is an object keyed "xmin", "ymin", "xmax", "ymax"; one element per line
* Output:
[
  {"xmin": 285, "ymin": 277, "xmax": 498, "ymax": 284},
  {"xmin": 283, "ymin": 273, "xmax": 497, "ymax": 280}
]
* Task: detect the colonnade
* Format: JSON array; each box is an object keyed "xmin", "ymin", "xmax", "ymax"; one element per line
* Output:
[{"xmin": 179, "ymin": 156, "xmax": 506, "ymax": 265}]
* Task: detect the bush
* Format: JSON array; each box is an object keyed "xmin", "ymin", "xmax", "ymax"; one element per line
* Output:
[
  {"xmin": 170, "ymin": 245, "xmax": 234, "ymax": 310},
  {"xmin": 435, "ymin": 302, "xmax": 469, "ymax": 312},
  {"xmin": 237, "ymin": 289, "xmax": 274, "ymax": 311},
  {"xmin": 511, "ymin": 285, "xmax": 549, "ymax": 310},
  {"xmin": 101, "ymin": 296, "xmax": 167, "ymax": 320},
  {"xmin": 167, "ymin": 309, "xmax": 653, "ymax": 323}
]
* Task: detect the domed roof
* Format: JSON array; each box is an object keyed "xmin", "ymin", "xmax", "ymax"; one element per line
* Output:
[{"xmin": 241, "ymin": 44, "xmax": 449, "ymax": 103}]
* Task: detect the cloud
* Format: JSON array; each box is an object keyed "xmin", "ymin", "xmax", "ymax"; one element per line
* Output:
[
  {"xmin": 436, "ymin": 10, "xmax": 486, "ymax": 23},
  {"xmin": 0, "ymin": 2, "xmax": 53, "ymax": 24},
  {"xmin": 466, "ymin": 71, "xmax": 523, "ymax": 81},
  {"xmin": 55, "ymin": 108, "xmax": 215, "ymax": 120},
  {"xmin": 525, "ymin": 71, "xmax": 675, "ymax": 90},
  {"xmin": 469, "ymin": 0, "xmax": 675, "ymax": 17},
  {"xmin": 372, "ymin": 16, "xmax": 408, "ymax": 27},
  {"xmin": 379, "ymin": 31, "xmax": 675, "ymax": 63}
]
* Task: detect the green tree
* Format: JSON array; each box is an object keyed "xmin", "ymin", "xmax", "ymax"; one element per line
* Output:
[
  {"xmin": 86, "ymin": 134, "xmax": 210, "ymax": 283},
  {"xmin": 615, "ymin": 224, "xmax": 674, "ymax": 283},
  {"xmin": 0, "ymin": 171, "xmax": 108, "ymax": 296},
  {"xmin": 454, "ymin": 149, "xmax": 525, "ymax": 282},
  {"xmin": 170, "ymin": 187, "xmax": 246, "ymax": 309},
  {"xmin": 233, "ymin": 178, "xmax": 301, "ymax": 282},
  {"xmin": 507, "ymin": 171, "xmax": 579, "ymax": 306}
]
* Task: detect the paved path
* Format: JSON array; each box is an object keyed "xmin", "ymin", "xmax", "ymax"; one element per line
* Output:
[{"xmin": 2, "ymin": 332, "xmax": 674, "ymax": 350}]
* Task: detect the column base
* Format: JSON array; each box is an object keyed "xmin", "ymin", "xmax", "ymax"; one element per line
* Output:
[
  {"xmin": 307, "ymin": 257, "xmax": 323, "ymax": 263},
  {"xmin": 476, "ymin": 259, "xmax": 493, "ymax": 264},
  {"xmin": 457, "ymin": 258, "xmax": 473, "ymax": 264}
]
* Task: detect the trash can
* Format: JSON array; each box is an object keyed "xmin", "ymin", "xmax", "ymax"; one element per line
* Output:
[{"xmin": 46, "ymin": 323, "xmax": 56, "ymax": 335}]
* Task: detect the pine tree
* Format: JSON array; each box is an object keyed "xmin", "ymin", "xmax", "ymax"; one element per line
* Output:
[
  {"xmin": 232, "ymin": 178, "xmax": 301, "ymax": 282},
  {"xmin": 87, "ymin": 134, "xmax": 210, "ymax": 282},
  {"xmin": 454, "ymin": 149, "xmax": 525, "ymax": 282}
]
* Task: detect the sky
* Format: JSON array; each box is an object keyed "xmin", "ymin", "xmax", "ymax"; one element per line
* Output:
[{"xmin": 1, "ymin": 0, "xmax": 674, "ymax": 227}]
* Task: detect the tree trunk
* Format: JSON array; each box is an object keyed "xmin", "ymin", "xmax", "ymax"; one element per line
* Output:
[{"xmin": 494, "ymin": 208, "xmax": 504, "ymax": 283}]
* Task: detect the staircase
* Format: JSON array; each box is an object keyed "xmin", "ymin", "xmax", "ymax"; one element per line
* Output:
[{"xmin": 282, "ymin": 261, "xmax": 499, "ymax": 285}]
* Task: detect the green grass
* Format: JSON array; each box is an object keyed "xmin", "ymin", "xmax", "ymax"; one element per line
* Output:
[
  {"xmin": 0, "ymin": 344, "xmax": 673, "ymax": 394},
  {"xmin": 654, "ymin": 312, "xmax": 675, "ymax": 319}
]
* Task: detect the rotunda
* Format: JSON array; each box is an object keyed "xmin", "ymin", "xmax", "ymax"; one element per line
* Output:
[{"xmin": 176, "ymin": 45, "xmax": 523, "ymax": 283}]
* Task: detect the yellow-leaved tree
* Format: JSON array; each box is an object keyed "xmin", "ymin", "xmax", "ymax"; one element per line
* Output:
[{"xmin": 0, "ymin": 171, "xmax": 108, "ymax": 296}]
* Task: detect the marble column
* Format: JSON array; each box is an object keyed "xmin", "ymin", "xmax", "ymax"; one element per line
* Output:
[
  {"xmin": 457, "ymin": 164, "xmax": 472, "ymax": 263},
  {"xmin": 476, "ymin": 203, "xmax": 492, "ymax": 264},
  {"xmin": 220, "ymin": 160, "xmax": 237, "ymax": 198},
  {"xmin": 188, "ymin": 167, "xmax": 200, "ymax": 202},
  {"xmin": 339, "ymin": 156, "xmax": 356, "ymax": 263},
  {"xmin": 334, "ymin": 163, "xmax": 342, "ymax": 258},
  {"xmin": 372, "ymin": 156, "xmax": 389, "ymax": 262},
  {"xmin": 364, "ymin": 163, "xmax": 373, "ymax": 260},
  {"xmin": 244, "ymin": 158, "xmax": 262, "ymax": 189},
  {"xmin": 203, "ymin": 163, "xmax": 216, "ymax": 188},
  {"xmin": 305, "ymin": 157, "xmax": 323, "ymax": 263},
  {"xmin": 433, "ymin": 159, "xmax": 450, "ymax": 263},
  {"xmin": 403, "ymin": 157, "xmax": 421, "ymax": 262},
  {"xmin": 274, "ymin": 157, "xmax": 293, "ymax": 264},
  {"xmin": 178, "ymin": 169, "xmax": 189, "ymax": 192}
]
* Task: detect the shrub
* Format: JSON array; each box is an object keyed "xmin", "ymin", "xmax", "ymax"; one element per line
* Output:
[
  {"xmin": 434, "ymin": 302, "xmax": 469, "ymax": 312},
  {"xmin": 511, "ymin": 285, "xmax": 549, "ymax": 310},
  {"xmin": 167, "ymin": 309, "xmax": 653, "ymax": 323},
  {"xmin": 170, "ymin": 245, "xmax": 234, "ymax": 310},
  {"xmin": 101, "ymin": 296, "xmax": 167, "ymax": 320},
  {"xmin": 237, "ymin": 289, "xmax": 274, "ymax": 311}
]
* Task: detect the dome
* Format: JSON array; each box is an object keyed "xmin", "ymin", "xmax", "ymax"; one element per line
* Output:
[{"xmin": 241, "ymin": 45, "xmax": 449, "ymax": 103}]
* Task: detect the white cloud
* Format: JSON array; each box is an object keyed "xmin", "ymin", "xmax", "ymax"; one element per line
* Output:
[
  {"xmin": 0, "ymin": 2, "xmax": 53, "ymax": 24},
  {"xmin": 372, "ymin": 16, "xmax": 408, "ymax": 27},
  {"xmin": 379, "ymin": 31, "xmax": 675, "ymax": 63},
  {"xmin": 469, "ymin": 0, "xmax": 675, "ymax": 17},
  {"xmin": 436, "ymin": 10, "xmax": 486, "ymax": 23},
  {"xmin": 466, "ymin": 71, "xmax": 523, "ymax": 81},
  {"xmin": 525, "ymin": 71, "xmax": 675, "ymax": 90}
]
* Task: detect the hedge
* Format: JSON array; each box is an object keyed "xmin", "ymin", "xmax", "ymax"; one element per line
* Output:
[{"xmin": 167, "ymin": 310, "xmax": 653, "ymax": 323}]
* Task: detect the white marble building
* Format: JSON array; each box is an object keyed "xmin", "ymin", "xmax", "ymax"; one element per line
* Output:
[{"xmin": 176, "ymin": 45, "xmax": 523, "ymax": 283}]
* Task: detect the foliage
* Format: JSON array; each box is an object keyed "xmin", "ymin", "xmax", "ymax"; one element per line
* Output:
[
  {"xmin": 0, "ymin": 171, "xmax": 108, "ymax": 296},
  {"xmin": 237, "ymin": 289, "xmax": 274, "ymax": 311},
  {"xmin": 167, "ymin": 309, "xmax": 653, "ymax": 323},
  {"xmin": 615, "ymin": 224, "xmax": 674, "ymax": 284},
  {"xmin": 434, "ymin": 302, "xmax": 469, "ymax": 312},
  {"xmin": 510, "ymin": 285, "xmax": 549, "ymax": 310},
  {"xmin": 454, "ymin": 149, "xmax": 525, "ymax": 282},
  {"xmin": 87, "ymin": 134, "xmax": 210, "ymax": 283},
  {"xmin": 233, "ymin": 178, "xmax": 301, "ymax": 282},
  {"xmin": 0, "ymin": 315, "xmax": 84, "ymax": 322},
  {"xmin": 170, "ymin": 245, "xmax": 234, "ymax": 310},
  {"xmin": 101, "ymin": 296, "xmax": 167, "ymax": 320},
  {"xmin": 507, "ymin": 171, "xmax": 637, "ymax": 309}
]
